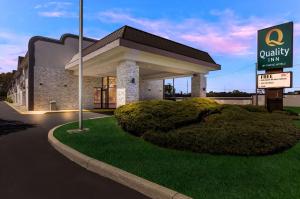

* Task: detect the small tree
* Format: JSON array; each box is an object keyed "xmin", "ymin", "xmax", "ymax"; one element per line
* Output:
[
  {"xmin": 0, "ymin": 72, "xmax": 13, "ymax": 100},
  {"xmin": 164, "ymin": 83, "xmax": 175, "ymax": 97}
]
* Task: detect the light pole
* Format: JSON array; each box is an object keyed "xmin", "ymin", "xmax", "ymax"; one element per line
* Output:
[
  {"xmin": 78, "ymin": 0, "xmax": 83, "ymax": 130},
  {"xmin": 67, "ymin": 0, "xmax": 87, "ymax": 133}
]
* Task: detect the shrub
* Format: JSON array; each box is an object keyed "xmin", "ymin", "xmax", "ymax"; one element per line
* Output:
[
  {"xmin": 114, "ymin": 98, "xmax": 219, "ymax": 136},
  {"xmin": 5, "ymin": 97, "xmax": 13, "ymax": 103},
  {"xmin": 143, "ymin": 105, "xmax": 300, "ymax": 155}
]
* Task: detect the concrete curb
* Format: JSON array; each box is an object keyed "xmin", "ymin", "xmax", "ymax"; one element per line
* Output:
[
  {"xmin": 48, "ymin": 122, "xmax": 193, "ymax": 199},
  {"xmin": 4, "ymin": 101, "xmax": 114, "ymax": 115}
]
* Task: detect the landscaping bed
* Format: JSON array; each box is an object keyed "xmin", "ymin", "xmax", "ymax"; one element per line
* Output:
[
  {"xmin": 115, "ymin": 99, "xmax": 300, "ymax": 155},
  {"xmin": 54, "ymin": 117, "xmax": 300, "ymax": 199}
]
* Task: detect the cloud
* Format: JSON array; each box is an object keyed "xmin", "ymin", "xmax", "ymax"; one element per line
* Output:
[
  {"xmin": 98, "ymin": 11, "xmax": 172, "ymax": 38},
  {"xmin": 179, "ymin": 16, "xmax": 275, "ymax": 56},
  {"xmin": 97, "ymin": 9, "xmax": 278, "ymax": 56},
  {"xmin": 295, "ymin": 23, "xmax": 300, "ymax": 36},
  {"xmin": 35, "ymin": 1, "xmax": 75, "ymax": 18},
  {"xmin": 181, "ymin": 34, "xmax": 250, "ymax": 55},
  {"xmin": 210, "ymin": 9, "xmax": 236, "ymax": 18},
  {"xmin": 38, "ymin": 11, "xmax": 76, "ymax": 18},
  {"xmin": 0, "ymin": 31, "xmax": 29, "ymax": 73},
  {"xmin": 34, "ymin": 2, "xmax": 72, "ymax": 9}
]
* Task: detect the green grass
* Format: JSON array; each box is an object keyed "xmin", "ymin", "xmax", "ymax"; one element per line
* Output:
[
  {"xmin": 54, "ymin": 117, "xmax": 300, "ymax": 199},
  {"xmin": 285, "ymin": 107, "xmax": 300, "ymax": 114}
]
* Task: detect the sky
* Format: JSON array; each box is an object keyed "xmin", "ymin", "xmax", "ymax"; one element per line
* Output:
[{"xmin": 0, "ymin": 0, "xmax": 299, "ymax": 93}]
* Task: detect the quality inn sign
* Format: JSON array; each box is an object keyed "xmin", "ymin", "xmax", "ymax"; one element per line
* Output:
[{"xmin": 257, "ymin": 22, "xmax": 293, "ymax": 70}]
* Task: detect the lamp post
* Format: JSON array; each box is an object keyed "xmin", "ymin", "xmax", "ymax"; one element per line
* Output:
[
  {"xmin": 67, "ymin": 0, "xmax": 89, "ymax": 133},
  {"xmin": 78, "ymin": 0, "xmax": 83, "ymax": 130}
]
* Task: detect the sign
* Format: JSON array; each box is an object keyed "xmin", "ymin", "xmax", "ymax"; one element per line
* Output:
[
  {"xmin": 257, "ymin": 72, "xmax": 292, "ymax": 89},
  {"xmin": 257, "ymin": 22, "xmax": 293, "ymax": 70}
]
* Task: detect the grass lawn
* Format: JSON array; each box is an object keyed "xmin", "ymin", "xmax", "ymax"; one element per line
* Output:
[
  {"xmin": 285, "ymin": 107, "xmax": 300, "ymax": 114},
  {"xmin": 54, "ymin": 117, "xmax": 300, "ymax": 199}
]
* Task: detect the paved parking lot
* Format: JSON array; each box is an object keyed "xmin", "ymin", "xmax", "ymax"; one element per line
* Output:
[{"xmin": 0, "ymin": 102, "xmax": 148, "ymax": 199}]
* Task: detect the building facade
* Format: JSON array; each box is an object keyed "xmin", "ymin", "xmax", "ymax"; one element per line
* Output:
[{"xmin": 8, "ymin": 26, "xmax": 220, "ymax": 111}]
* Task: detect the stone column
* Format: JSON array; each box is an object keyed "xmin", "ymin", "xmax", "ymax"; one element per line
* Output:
[
  {"xmin": 191, "ymin": 73, "xmax": 207, "ymax": 97},
  {"xmin": 116, "ymin": 60, "xmax": 139, "ymax": 107}
]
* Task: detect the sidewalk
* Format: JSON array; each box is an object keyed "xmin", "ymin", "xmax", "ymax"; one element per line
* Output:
[
  {"xmin": 4, "ymin": 102, "xmax": 46, "ymax": 114},
  {"xmin": 4, "ymin": 101, "xmax": 114, "ymax": 115}
]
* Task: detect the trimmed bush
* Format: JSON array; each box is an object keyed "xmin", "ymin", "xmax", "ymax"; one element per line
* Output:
[
  {"xmin": 143, "ymin": 105, "xmax": 300, "ymax": 155},
  {"xmin": 5, "ymin": 97, "xmax": 13, "ymax": 103},
  {"xmin": 114, "ymin": 98, "xmax": 219, "ymax": 136},
  {"xmin": 116, "ymin": 100, "xmax": 300, "ymax": 155}
]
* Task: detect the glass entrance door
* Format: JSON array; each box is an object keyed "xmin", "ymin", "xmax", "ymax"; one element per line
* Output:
[
  {"xmin": 108, "ymin": 77, "xmax": 116, "ymax": 108},
  {"xmin": 94, "ymin": 76, "xmax": 116, "ymax": 109}
]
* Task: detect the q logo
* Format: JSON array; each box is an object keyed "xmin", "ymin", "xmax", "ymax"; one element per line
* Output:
[{"xmin": 265, "ymin": 28, "xmax": 285, "ymax": 46}]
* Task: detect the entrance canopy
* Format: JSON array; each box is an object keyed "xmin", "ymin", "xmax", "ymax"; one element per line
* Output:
[{"xmin": 65, "ymin": 25, "xmax": 220, "ymax": 80}]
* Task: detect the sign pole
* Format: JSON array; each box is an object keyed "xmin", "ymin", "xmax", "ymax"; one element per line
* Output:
[
  {"xmin": 255, "ymin": 63, "xmax": 258, "ymax": 106},
  {"xmin": 78, "ymin": 0, "xmax": 83, "ymax": 130},
  {"xmin": 265, "ymin": 69, "xmax": 284, "ymax": 111}
]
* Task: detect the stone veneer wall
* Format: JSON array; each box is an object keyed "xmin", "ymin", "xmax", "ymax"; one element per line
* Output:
[
  {"xmin": 140, "ymin": 79, "xmax": 163, "ymax": 100},
  {"xmin": 191, "ymin": 73, "xmax": 207, "ymax": 97},
  {"xmin": 116, "ymin": 60, "xmax": 139, "ymax": 107},
  {"xmin": 33, "ymin": 37, "xmax": 101, "ymax": 111}
]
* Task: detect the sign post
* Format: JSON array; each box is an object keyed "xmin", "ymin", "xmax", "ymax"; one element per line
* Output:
[
  {"xmin": 257, "ymin": 22, "xmax": 293, "ymax": 111},
  {"xmin": 255, "ymin": 63, "xmax": 258, "ymax": 106}
]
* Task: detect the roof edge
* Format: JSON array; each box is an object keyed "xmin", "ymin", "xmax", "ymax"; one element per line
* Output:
[
  {"xmin": 28, "ymin": 33, "xmax": 97, "ymax": 48},
  {"xmin": 122, "ymin": 25, "xmax": 213, "ymax": 57},
  {"xmin": 119, "ymin": 38, "xmax": 221, "ymax": 70}
]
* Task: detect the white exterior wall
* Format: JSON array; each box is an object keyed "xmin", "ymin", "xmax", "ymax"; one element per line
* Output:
[
  {"xmin": 254, "ymin": 94, "xmax": 300, "ymax": 107},
  {"xmin": 33, "ymin": 37, "xmax": 100, "ymax": 111},
  {"xmin": 140, "ymin": 79, "xmax": 163, "ymax": 100},
  {"xmin": 284, "ymin": 95, "xmax": 300, "ymax": 107},
  {"xmin": 208, "ymin": 97, "xmax": 253, "ymax": 105},
  {"xmin": 252, "ymin": 95, "xmax": 265, "ymax": 106},
  {"xmin": 208, "ymin": 95, "xmax": 300, "ymax": 107},
  {"xmin": 116, "ymin": 60, "xmax": 139, "ymax": 107}
]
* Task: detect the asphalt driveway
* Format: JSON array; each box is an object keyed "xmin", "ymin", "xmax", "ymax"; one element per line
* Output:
[{"xmin": 0, "ymin": 102, "xmax": 149, "ymax": 199}]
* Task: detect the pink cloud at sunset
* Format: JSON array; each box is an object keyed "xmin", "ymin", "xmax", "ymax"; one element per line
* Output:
[
  {"xmin": 98, "ymin": 9, "xmax": 299, "ymax": 57},
  {"xmin": 0, "ymin": 31, "xmax": 28, "ymax": 72}
]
